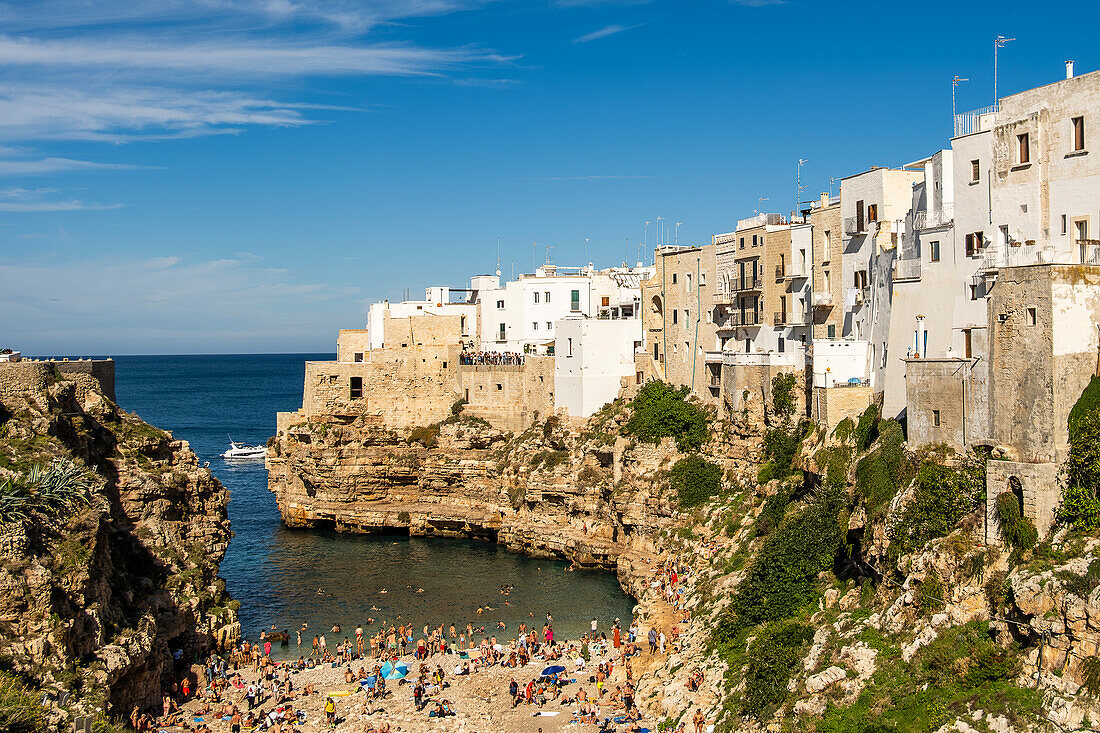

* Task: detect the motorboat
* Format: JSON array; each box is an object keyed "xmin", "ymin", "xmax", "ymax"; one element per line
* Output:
[{"xmin": 222, "ymin": 437, "xmax": 266, "ymax": 459}]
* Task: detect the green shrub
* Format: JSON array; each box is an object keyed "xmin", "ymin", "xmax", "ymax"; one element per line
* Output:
[
  {"xmin": 754, "ymin": 487, "xmax": 791, "ymax": 537},
  {"xmin": 855, "ymin": 420, "xmax": 907, "ymax": 511},
  {"xmin": 742, "ymin": 621, "xmax": 814, "ymax": 717},
  {"xmin": 0, "ymin": 459, "xmax": 94, "ymax": 526},
  {"xmin": 1058, "ymin": 482, "xmax": 1100, "ymax": 531},
  {"xmin": 450, "ymin": 398, "xmax": 467, "ymax": 416},
  {"xmin": 889, "ymin": 458, "xmax": 984, "ymax": 556},
  {"xmin": 1063, "ymin": 376, "xmax": 1100, "ymax": 531},
  {"xmin": 0, "ymin": 672, "xmax": 46, "ymax": 733},
  {"xmin": 855, "ymin": 404, "xmax": 880, "ymax": 451},
  {"xmin": 727, "ymin": 488, "xmax": 844, "ymax": 630},
  {"xmin": 670, "ymin": 455, "xmax": 721, "ymax": 508},
  {"xmin": 994, "ymin": 492, "xmax": 1038, "ymax": 559},
  {"xmin": 624, "ymin": 381, "xmax": 709, "ymax": 452},
  {"xmin": 917, "ymin": 573, "xmax": 944, "ymax": 617},
  {"xmin": 1056, "ymin": 558, "xmax": 1100, "ymax": 599},
  {"xmin": 1080, "ymin": 656, "xmax": 1100, "ymax": 698},
  {"xmin": 758, "ymin": 420, "xmax": 809, "ymax": 483},
  {"xmin": 770, "ymin": 372, "xmax": 798, "ymax": 422},
  {"xmin": 833, "ymin": 417, "xmax": 856, "ymax": 443},
  {"xmin": 530, "ymin": 450, "xmax": 569, "ymax": 471}
]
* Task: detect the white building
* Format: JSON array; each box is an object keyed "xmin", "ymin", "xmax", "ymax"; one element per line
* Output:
[
  {"xmin": 554, "ymin": 313, "xmax": 643, "ymax": 418},
  {"xmin": 479, "ymin": 264, "xmax": 651, "ymax": 355}
]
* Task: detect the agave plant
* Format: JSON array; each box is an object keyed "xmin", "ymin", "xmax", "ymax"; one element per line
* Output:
[
  {"xmin": 0, "ymin": 460, "xmax": 93, "ymax": 525},
  {"xmin": 0, "ymin": 476, "xmax": 32, "ymax": 525},
  {"xmin": 26, "ymin": 459, "xmax": 94, "ymax": 515}
]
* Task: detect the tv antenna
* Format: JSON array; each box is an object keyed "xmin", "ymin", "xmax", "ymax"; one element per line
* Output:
[
  {"xmin": 994, "ymin": 35, "xmax": 1015, "ymax": 105},
  {"xmin": 952, "ymin": 75, "xmax": 969, "ymax": 120},
  {"xmin": 754, "ymin": 196, "xmax": 770, "ymax": 214}
]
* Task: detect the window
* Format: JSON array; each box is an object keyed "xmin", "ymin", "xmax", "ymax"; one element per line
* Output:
[
  {"xmin": 867, "ymin": 203, "xmax": 878, "ymax": 223},
  {"xmin": 823, "ymin": 270, "xmax": 830, "ymax": 290},
  {"xmin": 496, "ymin": 299, "xmax": 505, "ymax": 309},
  {"xmin": 1063, "ymin": 214, "xmax": 1068, "ymax": 235},
  {"xmin": 965, "ymin": 231, "xmax": 983, "ymax": 257},
  {"xmin": 532, "ymin": 322, "xmax": 538, "ymax": 331},
  {"xmin": 533, "ymin": 292, "xmax": 540, "ymax": 304},
  {"xmin": 932, "ymin": 410, "xmax": 940, "ymax": 427},
  {"xmin": 672, "ymin": 309, "xmax": 678, "ymax": 325},
  {"xmin": 671, "ymin": 273, "xmax": 677, "ymax": 284},
  {"xmin": 498, "ymin": 323, "xmax": 506, "ymax": 339},
  {"xmin": 545, "ymin": 291, "xmax": 551, "ymax": 303},
  {"xmin": 700, "ymin": 272, "xmax": 706, "ymax": 286},
  {"xmin": 856, "ymin": 200, "xmax": 865, "ymax": 232},
  {"xmin": 739, "ymin": 237, "xmax": 745, "ymax": 249},
  {"xmin": 1073, "ymin": 116, "xmax": 1085, "ymax": 151},
  {"xmin": 570, "ymin": 289, "xmax": 581, "ymax": 311},
  {"xmin": 1075, "ymin": 219, "xmax": 1089, "ymax": 242},
  {"xmin": 601, "ymin": 296, "xmax": 610, "ymax": 307},
  {"xmin": 963, "ymin": 329, "xmax": 972, "ymax": 359},
  {"xmin": 568, "ymin": 338, "xmax": 573, "ymax": 357},
  {"xmin": 653, "ymin": 343, "xmax": 659, "ymax": 361},
  {"xmin": 752, "ymin": 234, "xmax": 758, "ymax": 247},
  {"xmin": 827, "ymin": 324, "xmax": 836, "ymax": 338},
  {"xmin": 1018, "ymin": 132, "xmax": 1030, "ymax": 164},
  {"xmin": 930, "ymin": 241, "xmax": 940, "ymax": 262},
  {"xmin": 970, "ymin": 284, "xmax": 978, "ymax": 301},
  {"xmin": 777, "ymin": 337, "xmax": 785, "ymax": 353},
  {"xmin": 546, "ymin": 322, "xmax": 551, "ymax": 330},
  {"xmin": 353, "ymin": 352, "xmax": 363, "ymax": 363},
  {"xmin": 350, "ymin": 376, "xmax": 363, "ymax": 399},
  {"xmin": 495, "ymin": 383, "xmax": 503, "ymax": 391},
  {"xmin": 824, "ymin": 230, "xmax": 831, "ymax": 252},
  {"xmin": 684, "ymin": 309, "xmax": 690, "ymax": 324},
  {"xmin": 1026, "ymin": 307, "xmax": 1037, "ymax": 326},
  {"xmin": 971, "ymin": 159, "xmax": 981, "ymax": 182}
]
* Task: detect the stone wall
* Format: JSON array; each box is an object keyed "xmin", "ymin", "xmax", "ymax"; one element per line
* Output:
[
  {"xmin": 458, "ymin": 356, "xmax": 555, "ymax": 431},
  {"xmin": 985, "ymin": 459, "xmax": 1060, "ymax": 545},
  {"xmin": 905, "ymin": 358, "xmax": 988, "ymax": 450},
  {"xmin": 300, "ymin": 346, "xmax": 460, "ymax": 429},
  {"xmin": 987, "ymin": 264, "xmax": 1100, "ymax": 463},
  {"xmin": 721, "ymin": 359, "xmax": 805, "ymax": 428},
  {"xmin": 336, "ymin": 330, "xmax": 371, "ymax": 362},
  {"xmin": 0, "ymin": 360, "xmax": 116, "ymax": 403},
  {"xmin": 810, "ymin": 384, "xmax": 872, "ymax": 432}
]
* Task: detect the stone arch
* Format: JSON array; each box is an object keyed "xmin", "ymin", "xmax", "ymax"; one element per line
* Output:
[
  {"xmin": 1009, "ymin": 475, "xmax": 1024, "ymax": 516},
  {"xmin": 651, "ymin": 295, "xmax": 663, "ymax": 316}
]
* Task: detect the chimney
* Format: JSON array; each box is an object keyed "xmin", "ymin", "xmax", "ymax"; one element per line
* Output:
[
  {"xmin": 1066, "ymin": 60, "xmax": 1075, "ymax": 79},
  {"xmin": 820, "ymin": 192, "xmax": 830, "ymax": 207}
]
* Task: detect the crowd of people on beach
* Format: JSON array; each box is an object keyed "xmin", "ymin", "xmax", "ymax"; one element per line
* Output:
[
  {"xmin": 128, "ymin": 557, "xmax": 706, "ymax": 733},
  {"xmin": 458, "ymin": 350, "xmax": 525, "ymax": 366}
]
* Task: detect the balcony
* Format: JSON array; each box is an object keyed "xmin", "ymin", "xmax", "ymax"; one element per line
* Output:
[
  {"xmin": 735, "ymin": 275, "xmax": 763, "ymax": 292},
  {"xmin": 954, "ymin": 104, "xmax": 998, "ymax": 137},
  {"xmin": 844, "ymin": 217, "xmax": 865, "ymax": 236},
  {"xmin": 893, "ymin": 257, "xmax": 922, "ymax": 281},
  {"xmin": 704, "ymin": 350, "xmax": 724, "ymax": 365},
  {"xmin": 812, "ymin": 291, "xmax": 834, "ymax": 308},
  {"xmin": 713, "ymin": 290, "xmax": 736, "ymax": 305},
  {"xmin": 980, "ymin": 241, "xmax": 1100, "ymax": 270},
  {"xmin": 733, "ymin": 311, "xmax": 762, "ymax": 327},
  {"xmin": 914, "ymin": 205, "xmax": 954, "ymax": 230},
  {"xmin": 774, "ymin": 311, "xmax": 807, "ymax": 327}
]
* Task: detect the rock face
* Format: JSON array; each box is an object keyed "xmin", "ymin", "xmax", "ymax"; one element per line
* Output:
[
  {"xmin": 0, "ymin": 366, "xmax": 238, "ymax": 722},
  {"xmin": 266, "ymin": 413, "xmax": 709, "ymax": 570}
]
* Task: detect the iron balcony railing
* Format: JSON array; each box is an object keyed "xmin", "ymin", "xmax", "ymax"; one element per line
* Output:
[
  {"xmin": 735, "ymin": 275, "xmax": 763, "ymax": 292},
  {"xmin": 733, "ymin": 311, "xmax": 761, "ymax": 327},
  {"xmin": 914, "ymin": 204, "xmax": 954, "ymax": 230}
]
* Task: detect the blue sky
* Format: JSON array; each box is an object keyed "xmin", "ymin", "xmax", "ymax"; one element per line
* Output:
[{"xmin": 1, "ymin": 0, "xmax": 1097, "ymax": 354}]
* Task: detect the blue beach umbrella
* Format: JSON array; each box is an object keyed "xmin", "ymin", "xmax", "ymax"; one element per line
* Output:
[{"xmin": 540, "ymin": 665, "xmax": 566, "ymax": 677}]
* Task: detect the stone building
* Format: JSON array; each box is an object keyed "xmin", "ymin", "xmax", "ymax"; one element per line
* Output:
[{"xmin": 639, "ymin": 243, "xmax": 719, "ymax": 403}]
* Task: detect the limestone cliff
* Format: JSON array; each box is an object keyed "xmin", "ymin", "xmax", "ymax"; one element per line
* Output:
[
  {"xmin": 0, "ymin": 364, "xmax": 238, "ymax": 727},
  {"xmin": 271, "ymin": 392, "xmax": 1100, "ymax": 733}
]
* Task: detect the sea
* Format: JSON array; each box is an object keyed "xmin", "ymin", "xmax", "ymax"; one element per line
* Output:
[{"xmin": 109, "ymin": 354, "xmax": 635, "ymax": 657}]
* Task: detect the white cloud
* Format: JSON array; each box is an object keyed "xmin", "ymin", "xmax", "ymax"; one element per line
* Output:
[
  {"xmin": 0, "ymin": 186, "xmax": 123, "ymax": 211},
  {"xmin": 573, "ymin": 24, "xmax": 633, "ymax": 44},
  {"xmin": 0, "ymin": 151, "xmax": 150, "ymax": 175}
]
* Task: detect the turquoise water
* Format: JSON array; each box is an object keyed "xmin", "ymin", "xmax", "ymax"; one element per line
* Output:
[{"xmin": 111, "ymin": 355, "xmax": 634, "ymax": 655}]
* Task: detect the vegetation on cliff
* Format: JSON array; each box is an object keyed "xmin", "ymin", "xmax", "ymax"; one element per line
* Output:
[
  {"xmin": 0, "ymin": 371, "xmax": 237, "ymax": 731},
  {"xmin": 624, "ymin": 381, "xmax": 710, "ymax": 452}
]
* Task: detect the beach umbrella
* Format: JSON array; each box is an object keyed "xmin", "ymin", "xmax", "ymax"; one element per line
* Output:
[
  {"xmin": 384, "ymin": 668, "xmax": 406, "ymax": 681},
  {"xmin": 540, "ymin": 665, "xmax": 566, "ymax": 677},
  {"xmin": 380, "ymin": 662, "xmax": 393, "ymax": 677}
]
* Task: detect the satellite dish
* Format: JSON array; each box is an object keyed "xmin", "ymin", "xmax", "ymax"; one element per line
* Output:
[{"xmin": 496, "ymin": 269, "xmax": 502, "ymax": 276}]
